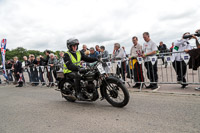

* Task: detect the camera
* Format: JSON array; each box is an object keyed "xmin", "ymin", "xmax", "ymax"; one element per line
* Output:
[
  {"xmin": 183, "ymin": 32, "xmax": 200, "ymax": 39},
  {"xmin": 195, "ymin": 29, "xmax": 200, "ymax": 34}
]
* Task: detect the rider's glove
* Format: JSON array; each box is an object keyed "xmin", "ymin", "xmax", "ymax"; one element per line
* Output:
[{"xmin": 78, "ymin": 67, "xmax": 87, "ymax": 74}]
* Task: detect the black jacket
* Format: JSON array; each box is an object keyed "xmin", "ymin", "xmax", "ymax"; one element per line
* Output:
[
  {"xmin": 158, "ymin": 44, "xmax": 167, "ymax": 53},
  {"xmin": 63, "ymin": 51, "xmax": 98, "ymax": 71},
  {"xmin": 80, "ymin": 48, "xmax": 89, "ymax": 54},
  {"xmin": 36, "ymin": 60, "xmax": 45, "ymax": 72},
  {"xmin": 6, "ymin": 63, "xmax": 12, "ymax": 69},
  {"xmin": 188, "ymin": 48, "xmax": 200, "ymax": 70},
  {"xmin": 29, "ymin": 59, "xmax": 37, "ymax": 67},
  {"xmin": 24, "ymin": 60, "xmax": 30, "ymax": 67},
  {"xmin": 36, "ymin": 60, "xmax": 45, "ymax": 66},
  {"xmin": 14, "ymin": 61, "xmax": 22, "ymax": 74},
  {"xmin": 41, "ymin": 55, "xmax": 50, "ymax": 66}
]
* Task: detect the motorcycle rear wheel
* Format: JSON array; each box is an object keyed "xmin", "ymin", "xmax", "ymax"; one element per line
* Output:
[{"xmin": 59, "ymin": 80, "xmax": 76, "ymax": 102}]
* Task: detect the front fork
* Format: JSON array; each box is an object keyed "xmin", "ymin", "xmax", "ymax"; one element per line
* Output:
[{"xmin": 99, "ymin": 75, "xmax": 112, "ymax": 100}]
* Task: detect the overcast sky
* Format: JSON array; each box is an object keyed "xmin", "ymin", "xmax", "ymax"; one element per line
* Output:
[{"xmin": 0, "ymin": 0, "xmax": 200, "ymax": 53}]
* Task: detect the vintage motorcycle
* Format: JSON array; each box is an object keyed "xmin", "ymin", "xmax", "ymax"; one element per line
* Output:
[{"xmin": 57, "ymin": 61, "xmax": 130, "ymax": 108}]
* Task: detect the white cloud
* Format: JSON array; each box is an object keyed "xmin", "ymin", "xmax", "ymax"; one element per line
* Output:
[{"xmin": 0, "ymin": 0, "xmax": 200, "ymax": 53}]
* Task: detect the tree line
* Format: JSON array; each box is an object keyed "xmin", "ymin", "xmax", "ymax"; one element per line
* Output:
[{"xmin": 1, "ymin": 47, "xmax": 64, "ymax": 63}]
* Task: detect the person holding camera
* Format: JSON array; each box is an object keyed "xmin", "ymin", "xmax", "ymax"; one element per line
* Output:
[
  {"xmin": 184, "ymin": 29, "xmax": 200, "ymax": 90},
  {"xmin": 172, "ymin": 32, "xmax": 192, "ymax": 88}
]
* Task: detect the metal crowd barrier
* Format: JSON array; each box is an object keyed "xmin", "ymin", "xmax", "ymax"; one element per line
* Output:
[
  {"xmin": 108, "ymin": 51, "xmax": 200, "ymax": 91},
  {"xmin": 96, "ymin": 51, "xmax": 200, "ymax": 90},
  {"xmin": 0, "ymin": 51, "xmax": 199, "ymax": 90},
  {"xmin": 0, "ymin": 65, "xmax": 62, "ymax": 87}
]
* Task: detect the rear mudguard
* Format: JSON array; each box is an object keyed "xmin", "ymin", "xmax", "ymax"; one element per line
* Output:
[{"xmin": 100, "ymin": 76, "xmax": 123, "ymax": 98}]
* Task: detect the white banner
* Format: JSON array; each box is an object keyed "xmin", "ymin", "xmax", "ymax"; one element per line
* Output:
[
  {"xmin": 181, "ymin": 54, "xmax": 190, "ymax": 64},
  {"xmin": 22, "ymin": 62, "xmax": 25, "ymax": 67},
  {"xmin": 47, "ymin": 66, "xmax": 50, "ymax": 71},
  {"xmin": 36, "ymin": 66, "xmax": 39, "ymax": 71},
  {"xmin": 165, "ymin": 56, "xmax": 172, "ymax": 63},
  {"xmin": 137, "ymin": 57, "xmax": 143, "ymax": 64},
  {"xmin": 149, "ymin": 56, "xmax": 157, "ymax": 65},
  {"xmin": 117, "ymin": 61, "xmax": 121, "ymax": 68},
  {"xmin": 41, "ymin": 66, "xmax": 44, "ymax": 72},
  {"xmin": 106, "ymin": 62, "xmax": 112, "ymax": 68}
]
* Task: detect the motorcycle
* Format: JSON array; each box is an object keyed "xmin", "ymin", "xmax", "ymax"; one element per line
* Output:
[{"xmin": 57, "ymin": 61, "xmax": 130, "ymax": 108}]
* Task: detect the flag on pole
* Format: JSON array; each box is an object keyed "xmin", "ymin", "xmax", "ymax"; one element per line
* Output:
[{"xmin": 1, "ymin": 39, "xmax": 8, "ymax": 80}]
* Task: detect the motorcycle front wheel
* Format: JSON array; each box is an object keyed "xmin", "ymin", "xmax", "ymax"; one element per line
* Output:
[{"xmin": 102, "ymin": 77, "xmax": 130, "ymax": 108}]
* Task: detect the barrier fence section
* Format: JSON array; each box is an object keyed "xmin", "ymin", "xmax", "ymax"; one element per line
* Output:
[
  {"xmin": 0, "ymin": 65, "xmax": 62, "ymax": 87},
  {"xmin": 0, "ymin": 51, "xmax": 200, "ymax": 90},
  {"xmin": 114, "ymin": 51, "xmax": 200, "ymax": 90}
]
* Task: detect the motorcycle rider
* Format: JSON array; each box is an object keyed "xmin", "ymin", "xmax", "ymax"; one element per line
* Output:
[{"xmin": 63, "ymin": 38, "xmax": 98, "ymax": 100}]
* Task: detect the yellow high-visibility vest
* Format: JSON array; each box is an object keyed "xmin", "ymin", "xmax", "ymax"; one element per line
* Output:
[{"xmin": 63, "ymin": 51, "xmax": 81, "ymax": 74}]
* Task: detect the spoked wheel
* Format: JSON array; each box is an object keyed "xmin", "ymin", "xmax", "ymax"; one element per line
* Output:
[
  {"xmin": 59, "ymin": 80, "xmax": 76, "ymax": 102},
  {"xmin": 102, "ymin": 78, "xmax": 130, "ymax": 107}
]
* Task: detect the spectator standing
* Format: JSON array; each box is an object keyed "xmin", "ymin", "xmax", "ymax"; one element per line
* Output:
[
  {"xmin": 11, "ymin": 60, "xmax": 17, "ymax": 84},
  {"xmin": 129, "ymin": 36, "xmax": 144, "ymax": 88},
  {"xmin": 142, "ymin": 32, "xmax": 159, "ymax": 90},
  {"xmin": 22, "ymin": 56, "xmax": 31, "ymax": 82},
  {"xmin": 112, "ymin": 43, "xmax": 126, "ymax": 81},
  {"xmin": 41, "ymin": 50, "xmax": 50, "ymax": 65},
  {"xmin": 89, "ymin": 47, "xmax": 99, "ymax": 58},
  {"xmin": 80, "ymin": 44, "xmax": 88, "ymax": 54},
  {"xmin": 29, "ymin": 54, "xmax": 39, "ymax": 86},
  {"xmin": 58, "ymin": 52, "xmax": 64, "ymax": 70},
  {"xmin": 100, "ymin": 46, "xmax": 110, "ymax": 73},
  {"xmin": 158, "ymin": 41, "xmax": 168, "ymax": 67},
  {"xmin": 122, "ymin": 46, "xmax": 127, "ymax": 58},
  {"xmin": 122, "ymin": 46, "xmax": 129, "ymax": 74},
  {"xmin": 55, "ymin": 55, "xmax": 58, "ymax": 60},
  {"xmin": 184, "ymin": 29, "xmax": 200, "ymax": 90},
  {"xmin": 85, "ymin": 50, "xmax": 90, "ymax": 56},
  {"xmin": 95, "ymin": 45, "xmax": 101, "ymax": 53},
  {"xmin": 48, "ymin": 53, "xmax": 58, "ymax": 86},
  {"xmin": 40, "ymin": 50, "xmax": 50, "ymax": 85},
  {"xmin": 36, "ymin": 56, "xmax": 45, "ymax": 85},
  {"xmin": 5, "ymin": 60, "xmax": 13, "ymax": 81},
  {"xmin": 172, "ymin": 32, "xmax": 192, "ymax": 88},
  {"xmin": 170, "ymin": 42, "xmax": 174, "ymax": 52},
  {"xmin": 13, "ymin": 57, "xmax": 23, "ymax": 87}
]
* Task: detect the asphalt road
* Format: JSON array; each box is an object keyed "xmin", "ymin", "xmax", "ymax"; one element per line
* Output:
[{"xmin": 0, "ymin": 85, "xmax": 200, "ymax": 133}]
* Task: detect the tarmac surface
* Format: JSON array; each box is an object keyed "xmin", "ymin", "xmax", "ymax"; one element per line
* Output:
[{"xmin": 0, "ymin": 85, "xmax": 200, "ymax": 133}]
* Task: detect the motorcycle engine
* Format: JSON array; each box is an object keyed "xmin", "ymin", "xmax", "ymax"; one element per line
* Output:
[{"xmin": 86, "ymin": 81, "xmax": 95, "ymax": 93}]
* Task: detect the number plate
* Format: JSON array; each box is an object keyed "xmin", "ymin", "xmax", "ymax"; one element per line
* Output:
[{"xmin": 97, "ymin": 63, "xmax": 105, "ymax": 74}]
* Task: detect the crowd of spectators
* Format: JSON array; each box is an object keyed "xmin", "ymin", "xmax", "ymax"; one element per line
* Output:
[{"xmin": 1, "ymin": 30, "xmax": 199, "ymax": 91}]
